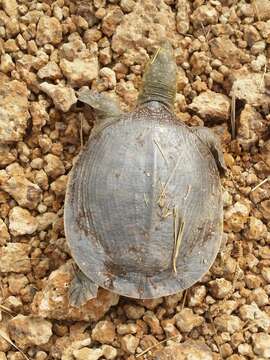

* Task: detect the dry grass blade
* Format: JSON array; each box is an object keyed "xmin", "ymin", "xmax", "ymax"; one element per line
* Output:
[
  {"xmin": 230, "ymin": 92, "xmax": 236, "ymax": 139},
  {"xmin": 251, "ymin": 176, "xmax": 270, "ymax": 192},
  {"xmin": 0, "ymin": 329, "xmax": 30, "ymax": 360},
  {"xmin": 252, "ymin": 0, "xmax": 261, "ymax": 21},
  {"xmin": 158, "ymin": 155, "xmax": 182, "ymax": 204},
  {"xmin": 259, "ymin": 64, "xmax": 267, "ymax": 90},
  {"xmin": 144, "ymin": 193, "xmax": 149, "ymax": 207},
  {"xmin": 181, "ymin": 289, "xmax": 188, "ymax": 310},
  {"xmin": 154, "ymin": 138, "xmax": 168, "ymax": 166},
  {"xmin": 151, "ymin": 47, "xmax": 161, "ymax": 64},
  {"xmin": 135, "ymin": 335, "xmax": 181, "ymax": 358},
  {"xmin": 0, "ymin": 304, "xmax": 15, "ymax": 315},
  {"xmin": 172, "ymin": 207, "xmax": 185, "ymax": 274}
]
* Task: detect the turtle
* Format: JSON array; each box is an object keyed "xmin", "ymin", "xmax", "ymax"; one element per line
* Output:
[{"xmin": 64, "ymin": 41, "xmax": 227, "ymax": 307}]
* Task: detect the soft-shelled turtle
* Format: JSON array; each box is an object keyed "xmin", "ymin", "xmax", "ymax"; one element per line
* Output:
[{"xmin": 64, "ymin": 42, "xmax": 226, "ymax": 306}]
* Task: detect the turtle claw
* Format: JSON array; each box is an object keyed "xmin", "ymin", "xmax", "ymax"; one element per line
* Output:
[{"xmin": 69, "ymin": 269, "xmax": 98, "ymax": 307}]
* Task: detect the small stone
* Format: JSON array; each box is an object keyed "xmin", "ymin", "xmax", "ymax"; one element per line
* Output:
[
  {"xmin": 176, "ymin": 0, "xmax": 190, "ymax": 34},
  {"xmin": 191, "ymin": 4, "xmax": 218, "ymax": 27},
  {"xmin": 37, "ymin": 61, "xmax": 62, "ymax": 80},
  {"xmin": 1, "ymin": 175, "xmax": 42, "ymax": 210},
  {"xmin": 120, "ymin": 334, "xmax": 139, "ymax": 354},
  {"xmin": 244, "ymin": 217, "xmax": 267, "ymax": 240},
  {"xmin": 256, "ymin": 0, "xmax": 270, "ymax": 21},
  {"xmin": 262, "ymin": 267, "xmax": 270, "ymax": 283},
  {"xmin": 101, "ymin": 345, "xmax": 117, "ymax": 359},
  {"xmin": 117, "ymin": 323, "xmax": 137, "ymax": 335},
  {"xmin": 154, "ymin": 340, "xmax": 213, "ymax": 360},
  {"xmin": 8, "ymin": 315, "xmax": 52, "ymax": 349},
  {"xmin": 30, "ymin": 101, "xmax": 49, "ymax": 131},
  {"xmin": 44, "ymin": 154, "xmax": 65, "ymax": 179},
  {"xmin": 0, "ymin": 218, "xmax": 10, "ymax": 245},
  {"xmin": 102, "ymin": 7, "xmax": 124, "ymax": 37},
  {"xmin": 0, "ymin": 79, "xmax": 29, "ymax": 143},
  {"xmin": 224, "ymin": 201, "xmax": 250, "ymax": 232},
  {"xmin": 32, "ymin": 262, "xmax": 119, "ymax": 321},
  {"xmin": 188, "ymin": 90, "xmax": 230, "ymax": 122},
  {"xmin": 0, "ymin": 54, "xmax": 15, "ymax": 74},
  {"xmin": 50, "ymin": 175, "xmax": 68, "ymax": 196},
  {"xmin": 2, "ymin": 0, "xmax": 18, "ymax": 17},
  {"xmin": 73, "ymin": 347, "xmax": 103, "ymax": 360},
  {"xmin": 174, "ymin": 308, "xmax": 204, "ymax": 332},
  {"xmin": 211, "ymin": 37, "xmax": 247, "ymax": 67},
  {"xmin": 230, "ymin": 72, "xmax": 270, "ymax": 108},
  {"xmin": 36, "ymin": 16, "xmax": 62, "ymax": 46},
  {"xmin": 143, "ymin": 311, "xmax": 163, "ymax": 335},
  {"xmin": 209, "ymin": 278, "xmax": 233, "ymax": 299},
  {"xmin": 120, "ymin": 0, "xmax": 136, "ymax": 13},
  {"xmin": 0, "ymin": 243, "xmax": 30, "ymax": 273},
  {"xmin": 40, "ymin": 82, "xmax": 77, "ymax": 113},
  {"xmin": 245, "ymin": 274, "xmax": 263, "ymax": 289},
  {"xmin": 188, "ymin": 285, "xmax": 206, "ymax": 307},
  {"xmin": 92, "ymin": 320, "xmax": 116, "ymax": 344},
  {"xmin": 0, "ymin": 144, "xmax": 16, "ymax": 167},
  {"xmin": 124, "ymin": 304, "xmax": 145, "ymax": 319},
  {"xmin": 9, "ymin": 206, "xmax": 38, "ymax": 236},
  {"xmin": 252, "ymin": 333, "xmax": 270, "ymax": 358},
  {"xmin": 36, "ymin": 212, "xmax": 57, "ymax": 231},
  {"xmin": 0, "ymin": 352, "xmax": 7, "ymax": 360},
  {"xmin": 60, "ymin": 57, "xmax": 98, "ymax": 87},
  {"xmin": 214, "ymin": 315, "xmax": 242, "ymax": 334}
]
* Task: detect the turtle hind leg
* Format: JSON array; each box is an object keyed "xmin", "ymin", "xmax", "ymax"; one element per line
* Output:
[
  {"xmin": 191, "ymin": 127, "xmax": 227, "ymax": 176},
  {"xmin": 138, "ymin": 41, "xmax": 177, "ymax": 111},
  {"xmin": 69, "ymin": 268, "xmax": 98, "ymax": 307}
]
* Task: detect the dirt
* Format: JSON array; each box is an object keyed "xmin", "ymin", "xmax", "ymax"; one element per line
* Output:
[{"xmin": 0, "ymin": 0, "xmax": 270, "ymax": 359}]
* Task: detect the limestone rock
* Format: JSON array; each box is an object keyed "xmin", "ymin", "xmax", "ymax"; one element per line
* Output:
[
  {"xmin": 2, "ymin": 0, "xmax": 18, "ymax": 17},
  {"xmin": 36, "ymin": 16, "xmax": 62, "ymax": 46},
  {"xmin": 102, "ymin": 7, "xmax": 124, "ymax": 37},
  {"xmin": 239, "ymin": 302, "xmax": 270, "ymax": 331},
  {"xmin": 120, "ymin": 334, "xmax": 139, "ymax": 354},
  {"xmin": 256, "ymin": 0, "xmax": 270, "ymax": 21},
  {"xmin": 244, "ymin": 216, "xmax": 267, "ymax": 240},
  {"xmin": 32, "ymin": 262, "xmax": 119, "ymax": 321},
  {"xmin": 1, "ymin": 175, "xmax": 42, "ymax": 210},
  {"xmin": 60, "ymin": 57, "xmax": 99, "ymax": 87},
  {"xmin": 191, "ymin": 4, "xmax": 218, "ymax": 27},
  {"xmin": 92, "ymin": 320, "xmax": 116, "ymax": 344},
  {"xmin": 252, "ymin": 333, "xmax": 270, "ymax": 358},
  {"xmin": 73, "ymin": 345, "xmax": 117, "ymax": 360},
  {"xmin": 188, "ymin": 90, "xmax": 230, "ymax": 122},
  {"xmin": 224, "ymin": 201, "xmax": 250, "ymax": 232},
  {"xmin": 44, "ymin": 154, "xmax": 65, "ymax": 179},
  {"xmin": 230, "ymin": 72, "xmax": 270, "ymax": 108},
  {"xmin": 209, "ymin": 278, "xmax": 233, "ymax": 300},
  {"xmin": 0, "ymin": 79, "xmax": 29, "ymax": 143},
  {"xmin": 9, "ymin": 206, "xmax": 38, "ymax": 236},
  {"xmin": 176, "ymin": 0, "xmax": 190, "ymax": 34},
  {"xmin": 124, "ymin": 304, "xmax": 145, "ymax": 319},
  {"xmin": 8, "ymin": 315, "xmax": 52, "ymax": 349},
  {"xmin": 211, "ymin": 37, "xmax": 248, "ymax": 67},
  {"xmin": 0, "ymin": 145, "xmax": 16, "ymax": 167},
  {"xmin": 29, "ymin": 101, "xmax": 49, "ymax": 131},
  {"xmin": 237, "ymin": 105, "xmax": 266, "ymax": 151},
  {"xmin": 0, "ymin": 218, "xmax": 10, "ymax": 246},
  {"xmin": 50, "ymin": 175, "xmax": 68, "ymax": 196},
  {"xmin": 143, "ymin": 311, "xmax": 163, "ymax": 335},
  {"xmin": 37, "ymin": 61, "xmax": 62, "ymax": 80},
  {"xmin": 112, "ymin": 0, "xmax": 179, "ymax": 55},
  {"xmin": 153, "ymin": 340, "xmax": 213, "ymax": 360},
  {"xmin": 214, "ymin": 315, "xmax": 242, "ymax": 333},
  {"xmin": 40, "ymin": 82, "xmax": 77, "ymax": 113},
  {"xmin": 174, "ymin": 308, "xmax": 204, "ymax": 332},
  {"xmin": 0, "ymin": 243, "xmax": 31, "ymax": 273}
]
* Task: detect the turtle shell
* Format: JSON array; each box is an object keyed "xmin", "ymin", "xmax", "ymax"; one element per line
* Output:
[{"xmin": 64, "ymin": 103, "xmax": 223, "ymax": 299}]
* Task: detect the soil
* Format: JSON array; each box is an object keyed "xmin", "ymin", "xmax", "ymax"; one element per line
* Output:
[{"xmin": 0, "ymin": 0, "xmax": 270, "ymax": 359}]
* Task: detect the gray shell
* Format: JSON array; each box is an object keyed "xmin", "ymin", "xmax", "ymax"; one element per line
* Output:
[{"xmin": 64, "ymin": 103, "xmax": 223, "ymax": 299}]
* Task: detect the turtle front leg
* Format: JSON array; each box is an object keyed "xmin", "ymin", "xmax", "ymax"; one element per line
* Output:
[
  {"xmin": 77, "ymin": 87, "xmax": 122, "ymax": 136},
  {"xmin": 69, "ymin": 268, "xmax": 98, "ymax": 307},
  {"xmin": 191, "ymin": 127, "xmax": 227, "ymax": 176}
]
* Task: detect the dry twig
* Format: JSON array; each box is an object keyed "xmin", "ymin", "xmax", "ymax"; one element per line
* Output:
[{"xmin": 135, "ymin": 335, "xmax": 181, "ymax": 358}]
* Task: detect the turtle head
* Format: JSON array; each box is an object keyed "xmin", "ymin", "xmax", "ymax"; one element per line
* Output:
[{"xmin": 138, "ymin": 41, "xmax": 177, "ymax": 111}]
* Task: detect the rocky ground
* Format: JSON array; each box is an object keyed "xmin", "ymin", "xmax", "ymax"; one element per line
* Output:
[{"xmin": 0, "ymin": 0, "xmax": 270, "ymax": 359}]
